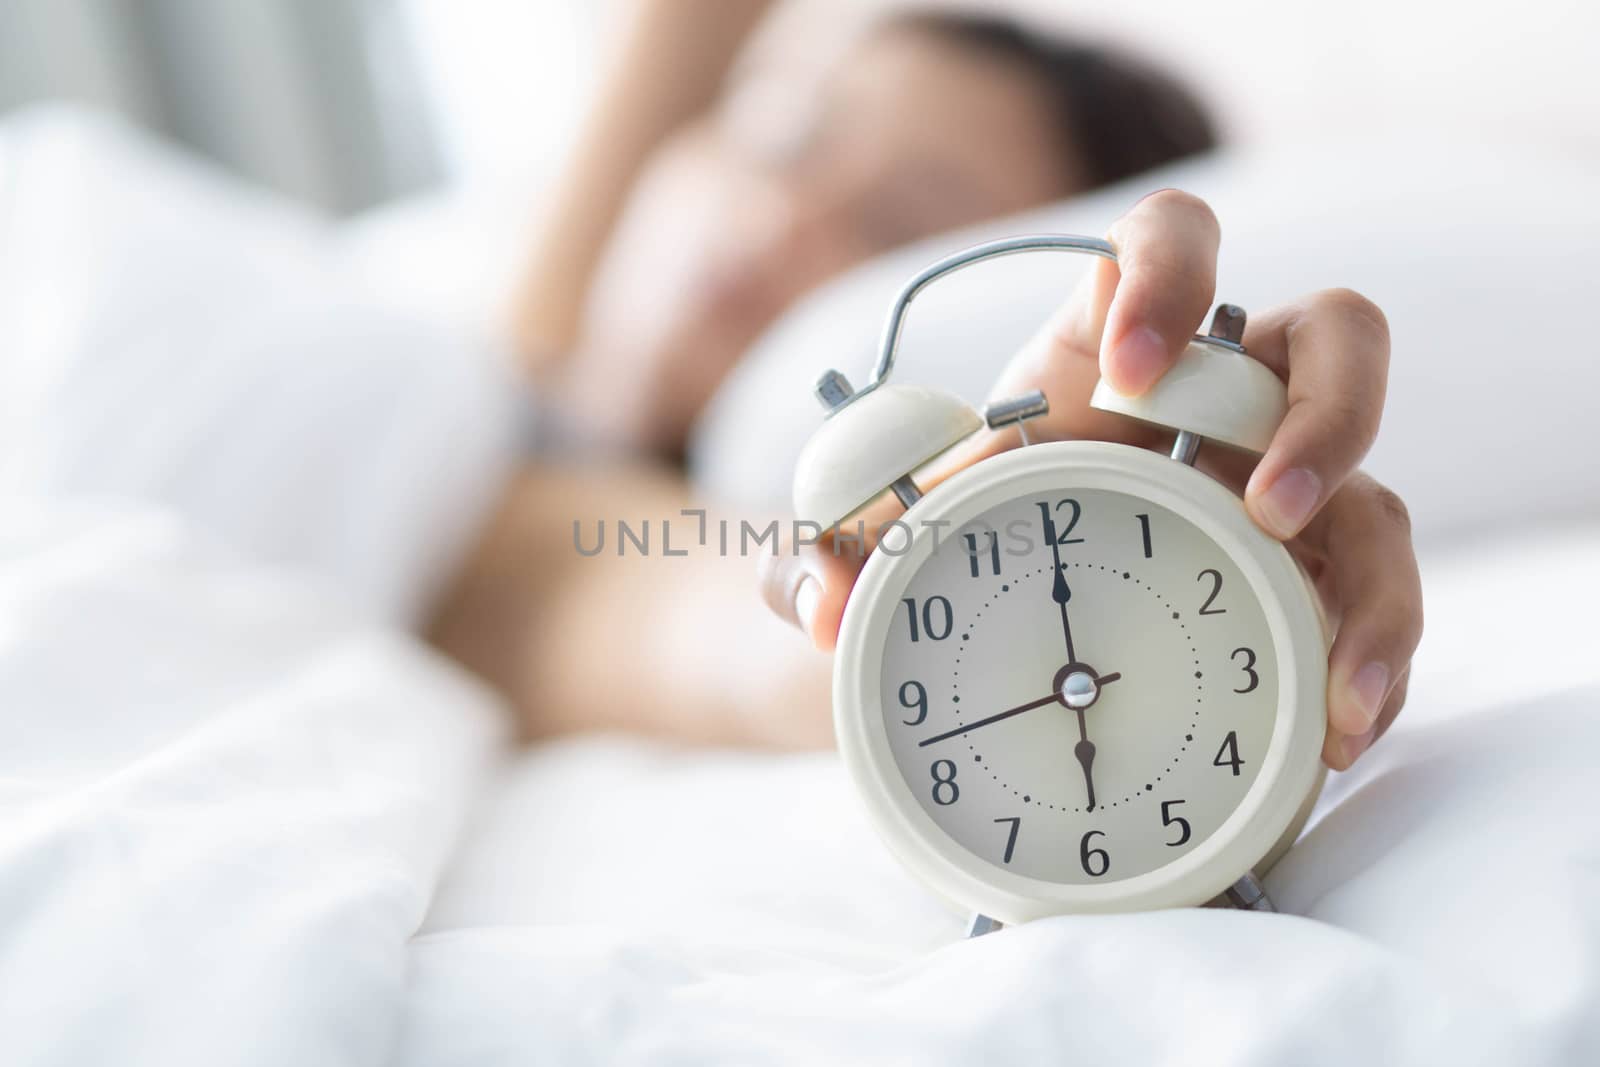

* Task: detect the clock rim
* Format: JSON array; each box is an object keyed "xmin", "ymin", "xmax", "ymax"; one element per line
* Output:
[{"xmin": 832, "ymin": 439, "xmax": 1327, "ymax": 920}]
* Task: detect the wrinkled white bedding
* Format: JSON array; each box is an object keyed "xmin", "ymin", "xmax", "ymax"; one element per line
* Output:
[
  {"xmin": 404, "ymin": 529, "xmax": 1600, "ymax": 1067},
  {"xmin": 4, "ymin": 507, "xmax": 1596, "ymax": 1066},
  {"xmin": 0, "ymin": 108, "xmax": 517, "ymax": 627},
  {"xmin": 2, "ymin": 109, "xmax": 1598, "ymax": 1066},
  {"xmin": 0, "ymin": 505, "xmax": 503, "ymax": 1065}
]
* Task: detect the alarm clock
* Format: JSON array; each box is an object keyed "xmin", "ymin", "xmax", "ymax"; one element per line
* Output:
[{"xmin": 792, "ymin": 235, "xmax": 1327, "ymax": 933}]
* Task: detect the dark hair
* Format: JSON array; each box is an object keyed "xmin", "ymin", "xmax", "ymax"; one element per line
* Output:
[{"xmin": 889, "ymin": 13, "xmax": 1218, "ymax": 190}]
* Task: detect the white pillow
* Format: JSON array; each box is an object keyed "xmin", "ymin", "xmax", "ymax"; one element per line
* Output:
[
  {"xmin": 0, "ymin": 107, "xmax": 518, "ymax": 625},
  {"xmin": 690, "ymin": 136, "xmax": 1600, "ymax": 547}
]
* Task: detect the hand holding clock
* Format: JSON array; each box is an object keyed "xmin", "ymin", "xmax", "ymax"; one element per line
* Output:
[{"xmin": 761, "ymin": 190, "xmax": 1423, "ymax": 771}]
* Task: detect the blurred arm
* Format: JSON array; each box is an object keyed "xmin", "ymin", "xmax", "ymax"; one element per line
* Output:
[
  {"xmin": 509, "ymin": 0, "xmax": 775, "ymax": 372},
  {"xmin": 428, "ymin": 462, "xmax": 833, "ymax": 748}
]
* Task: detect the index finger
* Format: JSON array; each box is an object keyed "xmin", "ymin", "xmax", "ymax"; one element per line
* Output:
[
  {"xmin": 1239, "ymin": 289, "xmax": 1391, "ymax": 539},
  {"xmin": 1100, "ymin": 189, "xmax": 1222, "ymax": 396}
]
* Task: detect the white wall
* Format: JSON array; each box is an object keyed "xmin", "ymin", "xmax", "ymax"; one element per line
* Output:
[
  {"xmin": 402, "ymin": 0, "xmax": 1600, "ymax": 191},
  {"xmin": 400, "ymin": 0, "xmax": 611, "ymax": 186}
]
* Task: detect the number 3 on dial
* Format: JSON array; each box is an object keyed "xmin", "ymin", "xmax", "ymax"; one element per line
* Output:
[{"xmin": 1231, "ymin": 647, "xmax": 1259, "ymax": 693}]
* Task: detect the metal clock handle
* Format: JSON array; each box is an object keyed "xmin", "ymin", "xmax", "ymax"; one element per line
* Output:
[
  {"xmin": 853, "ymin": 232, "xmax": 1256, "ymax": 476},
  {"xmin": 804, "ymin": 237, "xmax": 1116, "ymax": 518},
  {"xmin": 866, "ymin": 234, "xmax": 1118, "ymax": 404},
  {"xmin": 817, "ymin": 235, "xmax": 1115, "ymax": 421}
]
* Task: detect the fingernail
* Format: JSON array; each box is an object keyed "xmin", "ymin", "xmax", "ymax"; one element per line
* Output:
[
  {"xmin": 1346, "ymin": 661, "xmax": 1389, "ymax": 730},
  {"xmin": 1105, "ymin": 326, "xmax": 1168, "ymax": 396},
  {"xmin": 795, "ymin": 576, "xmax": 822, "ymax": 635},
  {"xmin": 1340, "ymin": 729, "xmax": 1374, "ymax": 766},
  {"xmin": 1256, "ymin": 468, "xmax": 1321, "ymax": 538}
]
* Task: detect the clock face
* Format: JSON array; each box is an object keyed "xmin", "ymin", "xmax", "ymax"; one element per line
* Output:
[{"xmin": 878, "ymin": 486, "xmax": 1278, "ymax": 886}]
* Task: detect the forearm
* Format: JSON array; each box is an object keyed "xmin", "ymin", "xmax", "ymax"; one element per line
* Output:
[
  {"xmin": 429, "ymin": 462, "xmax": 833, "ymax": 748},
  {"xmin": 510, "ymin": 0, "xmax": 774, "ymax": 370}
]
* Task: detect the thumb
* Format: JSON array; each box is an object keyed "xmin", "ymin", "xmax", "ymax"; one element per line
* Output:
[{"xmin": 757, "ymin": 533, "xmax": 866, "ymax": 652}]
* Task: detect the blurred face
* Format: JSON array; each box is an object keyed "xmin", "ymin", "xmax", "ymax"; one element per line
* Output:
[{"xmin": 575, "ymin": 26, "xmax": 1081, "ymax": 453}]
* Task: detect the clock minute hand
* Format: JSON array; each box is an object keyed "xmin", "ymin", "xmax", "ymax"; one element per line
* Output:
[
  {"xmin": 1048, "ymin": 534, "xmax": 1076, "ymax": 663},
  {"xmin": 918, "ymin": 694, "xmax": 1059, "ymax": 747}
]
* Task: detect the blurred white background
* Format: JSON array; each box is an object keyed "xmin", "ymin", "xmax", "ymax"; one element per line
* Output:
[
  {"xmin": 0, "ymin": 0, "xmax": 613, "ymax": 209},
  {"xmin": 4, "ymin": 0, "xmax": 1595, "ymax": 211}
]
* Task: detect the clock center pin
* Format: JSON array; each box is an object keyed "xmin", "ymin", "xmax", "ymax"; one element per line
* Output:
[
  {"xmin": 1052, "ymin": 661, "xmax": 1110, "ymax": 711},
  {"xmin": 1059, "ymin": 670, "xmax": 1099, "ymax": 709}
]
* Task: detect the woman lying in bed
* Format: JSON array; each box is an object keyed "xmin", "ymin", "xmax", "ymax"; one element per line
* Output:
[{"xmin": 429, "ymin": 1, "xmax": 1422, "ymax": 772}]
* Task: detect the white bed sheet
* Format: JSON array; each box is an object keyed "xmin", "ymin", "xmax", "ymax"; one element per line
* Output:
[
  {"xmin": 5, "ymin": 509, "xmax": 1592, "ymax": 1067},
  {"xmin": 0, "ymin": 503, "xmax": 504, "ymax": 1065},
  {"xmin": 0, "ymin": 106, "xmax": 518, "ymax": 628},
  {"xmin": 0, "ymin": 106, "xmax": 512, "ymax": 1066},
  {"xmin": 406, "ymin": 529, "xmax": 1600, "ymax": 1067}
]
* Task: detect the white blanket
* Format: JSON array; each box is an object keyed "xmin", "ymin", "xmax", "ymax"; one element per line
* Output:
[
  {"xmin": 5, "ymin": 506, "xmax": 1595, "ymax": 1066},
  {"xmin": 3, "ymin": 109, "xmax": 1597, "ymax": 1066},
  {"xmin": 404, "ymin": 528, "xmax": 1600, "ymax": 1066},
  {"xmin": 0, "ymin": 504, "xmax": 503, "ymax": 1065},
  {"xmin": 0, "ymin": 107, "xmax": 511, "ymax": 1065},
  {"xmin": 0, "ymin": 107, "xmax": 517, "ymax": 627}
]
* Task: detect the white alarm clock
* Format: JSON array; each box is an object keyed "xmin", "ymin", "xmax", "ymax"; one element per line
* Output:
[{"xmin": 792, "ymin": 235, "xmax": 1327, "ymax": 933}]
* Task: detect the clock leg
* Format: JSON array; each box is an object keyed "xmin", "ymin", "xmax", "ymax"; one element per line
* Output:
[
  {"xmin": 1223, "ymin": 870, "xmax": 1276, "ymax": 912},
  {"xmin": 1170, "ymin": 430, "xmax": 1202, "ymax": 466},
  {"xmin": 968, "ymin": 876, "xmax": 1273, "ymax": 932},
  {"xmin": 967, "ymin": 913, "xmax": 1004, "ymax": 938}
]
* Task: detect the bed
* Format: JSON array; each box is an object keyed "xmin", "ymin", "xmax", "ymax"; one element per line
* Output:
[{"xmin": 2, "ymin": 108, "xmax": 1597, "ymax": 1066}]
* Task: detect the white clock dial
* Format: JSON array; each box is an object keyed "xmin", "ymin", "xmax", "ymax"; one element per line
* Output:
[{"xmin": 878, "ymin": 487, "xmax": 1277, "ymax": 886}]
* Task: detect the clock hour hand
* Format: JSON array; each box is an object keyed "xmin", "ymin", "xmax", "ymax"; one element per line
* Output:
[
  {"xmin": 918, "ymin": 693, "xmax": 1058, "ymax": 747},
  {"xmin": 1073, "ymin": 710, "xmax": 1098, "ymax": 811}
]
